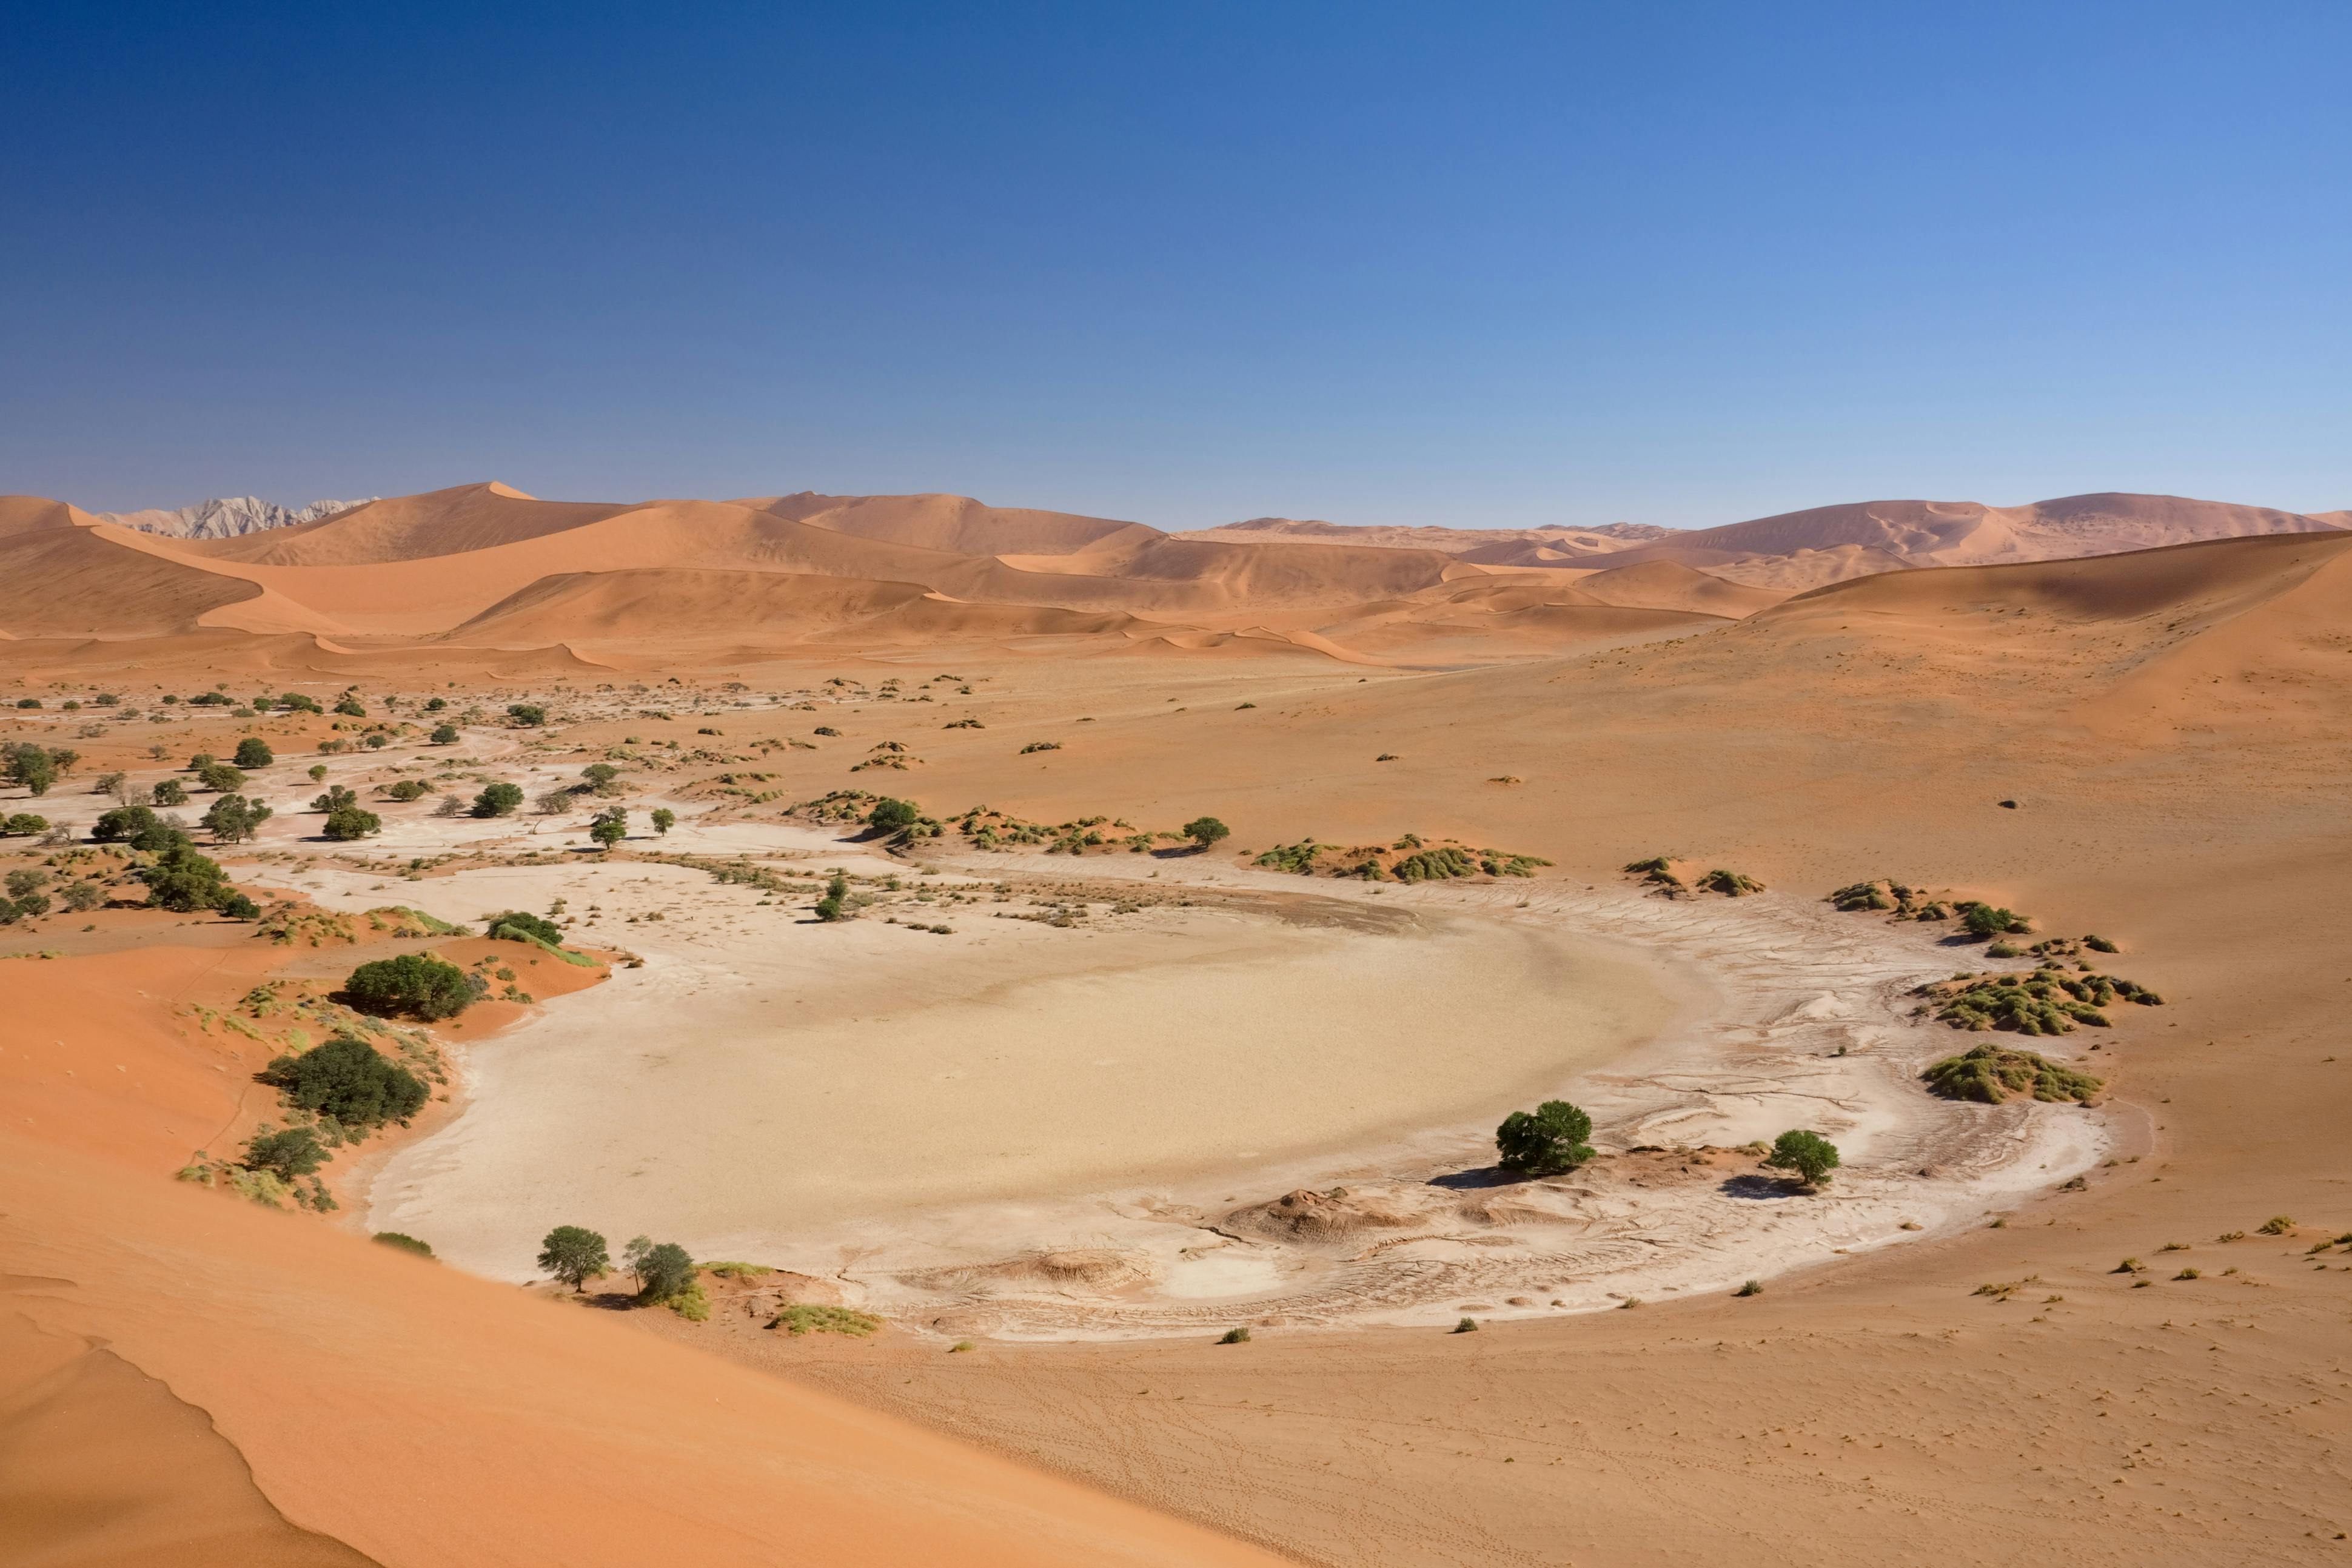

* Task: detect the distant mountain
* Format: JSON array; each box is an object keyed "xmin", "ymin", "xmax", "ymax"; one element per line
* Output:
[
  {"xmin": 94, "ymin": 494, "xmax": 377, "ymax": 540},
  {"xmin": 1184, "ymin": 518, "xmax": 1675, "ymax": 555}
]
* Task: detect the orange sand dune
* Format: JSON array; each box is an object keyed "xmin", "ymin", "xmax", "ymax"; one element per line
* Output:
[{"xmin": 738, "ymin": 491, "xmax": 1158, "ymax": 557}]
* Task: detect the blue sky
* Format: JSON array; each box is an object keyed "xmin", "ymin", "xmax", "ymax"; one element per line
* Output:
[{"xmin": 4, "ymin": 2, "xmax": 2346, "ymax": 528}]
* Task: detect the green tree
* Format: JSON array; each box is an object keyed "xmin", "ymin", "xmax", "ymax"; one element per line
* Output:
[
  {"xmin": 260, "ymin": 1037, "xmax": 430, "ymax": 1130},
  {"xmin": 1764, "ymin": 1129, "xmax": 1840, "ymax": 1189},
  {"xmin": 245, "ymin": 1126, "xmax": 329, "ymax": 1181},
  {"xmin": 345, "ymin": 953, "xmax": 474, "ymax": 1020},
  {"xmin": 308, "ymin": 763, "xmax": 329, "ymax": 782},
  {"xmin": 323, "ymin": 805, "xmax": 383, "ymax": 840},
  {"xmin": 487, "ymin": 910, "xmax": 564, "ymax": 943},
  {"xmin": 581, "ymin": 762, "xmax": 620, "ymax": 791},
  {"xmin": 312, "ymin": 784, "xmax": 357, "ymax": 812},
  {"xmin": 279, "ymin": 692, "xmax": 324, "ymax": 714},
  {"xmin": 507, "ymin": 703, "xmax": 547, "ymax": 726},
  {"xmin": 650, "ymin": 807, "xmax": 675, "ymax": 835},
  {"xmin": 429, "ymin": 723, "xmax": 460, "ymax": 745},
  {"xmin": 334, "ymin": 695, "xmax": 366, "ymax": 717},
  {"xmin": 1, "ymin": 813, "xmax": 49, "ymax": 836},
  {"xmin": 151, "ymin": 777, "xmax": 189, "ymax": 806},
  {"xmin": 3, "ymin": 743, "xmax": 57, "ymax": 796},
  {"xmin": 623, "ymin": 1235, "xmax": 697, "ymax": 1303},
  {"xmin": 472, "ymin": 781, "xmax": 524, "ymax": 817},
  {"xmin": 1181, "ymin": 816, "xmax": 1231, "ymax": 851},
  {"xmin": 537, "ymin": 1226, "xmax": 609, "ymax": 1291},
  {"xmin": 203, "ymin": 793, "xmax": 273, "ymax": 843},
  {"xmin": 62, "ymin": 879, "xmax": 104, "ymax": 912},
  {"xmin": 232, "ymin": 737, "xmax": 275, "ymax": 769},
  {"xmin": 589, "ymin": 808, "xmax": 627, "ymax": 850},
  {"xmin": 195, "ymin": 760, "xmax": 246, "ymax": 794},
  {"xmin": 868, "ymin": 797, "xmax": 920, "ymax": 834},
  {"xmin": 142, "ymin": 842, "xmax": 235, "ymax": 912},
  {"xmin": 814, "ymin": 873, "xmax": 850, "ymax": 922},
  {"xmin": 1495, "ymin": 1099, "xmax": 1595, "ymax": 1175}
]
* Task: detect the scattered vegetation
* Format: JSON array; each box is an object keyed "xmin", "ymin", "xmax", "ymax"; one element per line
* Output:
[
  {"xmin": 373, "ymin": 1231, "xmax": 435, "ymax": 1258},
  {"xmin": 1922, "ymin": 1043, "xmax": 2103, "ymax": 1104},
  {"xmin": 769, "ymin": 1304, "xmax": 882, "ymax": 1336},
  {"xmin": 1919, "ymin": 968, "xmax": 2162, "ymax": 1035}
]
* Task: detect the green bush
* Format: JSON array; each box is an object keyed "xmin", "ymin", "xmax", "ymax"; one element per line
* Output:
[
  {"xmin": 345, "ymin": 953, "xmax": 474, "ymax": 1020},
  {"xmin": 623, "ymin": 1235, "xmax": 697, "ymax": 1303},
  {"xmin": 868, "ymin": 796, "xmax": 922, "ymax": 834},
  {"xmin": 1960, "ymin": 903, "xmax": 2030, "ymax": 939},
  {"xmin": 472, "ymin": 782, "xmax": 524, "ymax": 817},
  {"xmin": 260, "ymin": 1036, "xmax": 429, "ymax": 1130},
  {"xmin": 142, "ymin": 842, "xmax": 236, "ymax": 912},
  {"xmin": 334, "ymin": 695, "xmax": 366, "ymax": 717},
  {"xmin": 372, "ymin": 1231, "xmax": 435, "ymax": 1258},
  {"xmin": 537, "ymin": 1225, "xmax": 609, "ymax": 1290},
  {"xmin": 1922, "ymin": 1044, "xmax": 2102, "ymax": 1105},
  {"xmin": 323, "ymin": 805, "xmax": 383, "ymax": 840},
  {"xmin": 507, "ymin": 703, "xmax": 547, "ymax": 727},
  {"xmin": 429, "ymin": 723, "xmax": 459, "ymax": 745},
  {"xmin": 814, "ymin": 873, "xmax": 850, "ymax": 922},
  {"xmin": 1496, "ymin": 1099, "xmax": 1594, "ymax": 1175},
  {"xmin": 769, "ymin": 1304, "xmax": 882, "ymax": 1336},
  {"xmin": 1, "ymin": 812, "xmax": 49, "ymax": 836},
  {"xmin": 487, "ymin": 910, "xmax": 564, "ymax": 945},
  {"xmin": 1764, "ymin": 1129, "xmax": 1840, "ymax": 1188},
  {"xmin": 2, "ymin": 742, "xmax": 60, "ymax": 796},
  {"xmin": 1393, "ymin": 845, "xmax": 1478, "ymax": 882},
  {"xmin": 651, "ymin": 808, "xmax": 675, "ymax": 835},
  {"xmin": 244, "ymin": 1126, "xmax": 329, "ymax": 1181},
  {"xmin": 232, "ymin": 737, "xmax": 275, "ymax": 769},
  {"xmin": 203, "ymin": 794, "xmax": 273, "ymax": 843},
  {"xmin": 150, "ymin": 777, "xmax": 188, "ymax": 806},
  {"xmin": 1699, "ymin": 868, "xmax": 1764, "ymax": 896},
  {"xmin": 1219, "ymin": 1326, "xmax": 1251, "ymax": 1344},
  {"xmin": 194, "ymin": 760, "xmax": 245, "ymax": 794},
  {"xmin": 589, "ymin": 808, "xmax": 627, "ymax": 849},
  {"xmin": 381, "ymin": 779, "xmax": 429, "ymax": 802}
]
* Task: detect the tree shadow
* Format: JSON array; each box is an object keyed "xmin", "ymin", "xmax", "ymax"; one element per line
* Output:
[
  {"xmin": 1427, "ymin": 1165, "xmax": 1526, "ymax": 1190},
  {"xmin": 1719, "ymin": 1173, "xmax": 1804, "ymax": 1201}
]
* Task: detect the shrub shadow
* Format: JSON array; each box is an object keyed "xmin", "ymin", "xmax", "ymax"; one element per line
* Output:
[{"xmin": 1719, "ymin": 1173, "xmax": 1801, "ymax": 1201}]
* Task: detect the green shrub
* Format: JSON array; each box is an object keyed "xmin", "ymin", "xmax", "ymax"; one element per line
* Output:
[
  {"xmin": 651, "ymin": 808, "xmax": 675, "ymax": 835},
  {"xmin": 1, "ymin": 812, "xmax": 49, "ymax": 836},
  {"xmin": 769, "ymin": 1304, "xmax": 882, "ymax": 1336},
  {"xmin": 472, "ymin": 782, "xmax": 524, "ymax": 817},
  {"xmin": 1496, "ymin": 1099, "xmax": 1593, "ymax": 1175},
  {"xmin": 429, "ymin": 723, "xmax": 460, "ymax": 745},
  {"xmin": 142, "ymin": 842, "xmax": 238, "ymax": 912},
  {"xmin": 814, "ymin": 873, "xmax": 850, "ymax": 922},
  {"xmin": 323, "ymin": 805, "xmax": 382, "ymax": 840},
  {"xmin": 1764, "ymin": 1129, "xmax": 1840, "ymax": 1188},
  {"xmin": 1624, "ymin": 854, "xmax": 1683, "ymax": 890},
  {"xmin": 244, "ymin": 1126, "xmax": 329, "ymax": 1181},
  {"xmin": 1453, "ymin": 1316, "xmax": 1479, "ymax": 1333},
  {"xmin": 1922, "ymin": 1043, "xmax": 2102, "ymax": 1105},
  {"xmin": 1219, "ymin": 1326, "xmax": 1251, "ymax": 1344},
  {"xmin": 203, "ymin": 794, "xmax": 273, "ymax": 843},
  {"xmin": 1698, "ymin": 868, "xmax": 1764, "ymax": 896},
  {"xmin": 2083, "ymin": 934, "xmax": 2119, "ymax": 953},
  {"xmin": 487, "ymin": 910, "xmax": 563, "ymax": 945},
  {"xmin": 260, "ymin": 1036, "xmax": 430, "ymax": 1130},
  {"xmin": 868, "ymin": 796, "xmax": 921, "ymax": 834},
  {"xmin": 232, "ymin": 737, "xmax": 275, "ymax": 769},
  {"xmin": 333, "ymin": 696, "xmax": 366, "ymax": 718},
  {"xmin": 507, "ymin": 703, "xmax": 547, "ymax": 727},
  {"xmin": 2, "ymin": 742, "xmax": 61, "ymax": 796},
  {"xmin": 373, "ymin": 1231, "xmax": 435, "ymax": 1258},
  {"xmin": 345, "ymin": 953, "xmax": 474, "ymax": 1020},
  {"xmin": 194, "ymin": 760, "xmax": 246, "ymax": 794},
  {"xmin": 623, "ymin": 1236, "xmax": 697, "ymax": 1303},
  {"xmin": 1960, "ymin": 903, "xmax": 2030, "ymax": 938},
  {"xmin": 589, "ymin": 808, "xmax": 627, "ymax": 849},
  {"xmin": 1255, "ymin": 840, "xmax": 1326, "ymax": 874},
  {"xmin": 381, "ymin": 779, "xmax": 429, "ymax": 802},
  {"xmin": 1393, "ymin": 845, "xmax": 1478, "ymax": 882},
  {"xmin": 537, "ymin": 1225, "xmax": 610, "ymax": 1290}
]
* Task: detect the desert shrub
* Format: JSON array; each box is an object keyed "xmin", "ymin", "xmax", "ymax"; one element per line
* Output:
[
  {"xmin": 219, "ymin": 891, "xmax": 260, "ymax": 920},
  {"xmin": 1735, "ymin": 1279, "xmax": 1763, "ymax": 1296},
  {"xmin": 1924, "ymin": 968, "xmax": 2160, "ymax": 1034},
  {"xmin": 472, "ymin": 781, "xmax": 524, "ymax": 817},
  {"xmin": 1764, "ymin": 1129, "xmax": 1840, "ymax": 1188},
  {"xmin": 1453, "ymin": 1316, "xmax": 1479, "ymax": 1333},
  {"xmin": 2084, "ymin": 934, "xmax": 2119, "ymax": 953},
  {"xmin": 538, "ymin": 1226, "xmax": 609, "ymax": 1289},
  {"xmin": 260, "ymin": 1036, "xmax": 430, "ymax": 1130},
  {"xmin": 345, "ymin": 953, "xmax": 473, "ymax": 1020},
  {"xmin": 1020, "ymin": 740, "xmax": 1062, "ymax": 754},
  {"xmin": 1699, "ymin": 868, "xmax": 1764, "ymax": 896},
  {"xmin": 1255, "ymin": 840, "xmax": 1326, "ymax": 874},
  {"xmin": 1219, "ymin": 1326, "xmax": 1251, "ymax": 1344},
  {"xmin": 381, "ymin": 779, "xmax": 429, "ymax": 802},
  {"xmin": 434, "ymin": 794, "xmax": 464, "ymax": 816},
  {"xmin": 2, "ymin": 743, "xmax": 61, "ymax": 796},
  {"xmin": 534, "ymin": 787, "xmax": 577, "ymax": 816},
  {"xmin": 142, "ymin": 842, "xmax": 237, "ymax": 911},
  {"xmin": 323, "ymin": 805, "xmax": 383, "ymax": 840},
  {"xmin": 277, "ymin": 692, "xmax": 323, "ymax": 714},
  {"xmin": 1394, "ymin": 845, "xmax": 1478, "ymax": 882},
  {"xmin": 868, "ymin": 796, "xmax": 921, "ymax": 834},
  {"xmin": 1922, "ymin": 1043, "xmax": 2102, "ymax": 1104},
  {"xmin": 93, "ymin": 804, "xmax": 160, "ymax": 845},
  {"xmin": 429, "ymin": 723, "xmax": 459, "ymax": 745},
  {"xmin": 581, "ymin": 762, "xmax": 620, "ymax": 789},
  {"xmin": 195, "ymin": 760, "xmax": 246, "ymax": 794},
  {"xmin": 507, "ymin": 703, "xmax": 547, "ymax": 727},
  {"xmin": 2, "ymin": 813, "xmax": 49, "ymax": 836},
  {"xmin": 1624, "ymin": 854, "xmax": 1683, "ymax": 890},
  {"xmin": 333, "ymin": 695, "xmax": 366, "ymax": 717},
  {"xmin": 589, "ymin": 808, "xmax": 627, "ymax": 849},
  {"xmin": 244, "ymin": 1126, "xmax": 329, "ymax": 1181},
  {"xmin": 203, "ymin": 794, "xmax": 273, "ymax": 843},
  {"xmin": 12, "ymin": 697, "xmax": 37, "ymax": 709},
  {"xmin": 312, "ymin": 785, "xmax": 357, "ymax": 812},
  {"xmin": 1960, "ymin": 903, "xmax": 2031, "ymax": 938},
  {"xmin": 373, "ymin": 1231, "xmax": 435, "ymax": 1258},
  {"xmin": 487, "ymin": 909, "xmax": 564, "ymax": 945},
  {"xmin": 1495, "ymin": 1099, "xmax": 1594, "ymax": 1175},
  {"xmin": 189, "ymin": 690, "xmax": 232, "ymax": 706},
  {"xmin": 2258, "ymin": 1215, "xmax": 2295, "ymax": 1235},
  {"xmin": 62, "ymin": 879, "xmax": 103, "ymax": 912},
  {"xmin": 232, "ymin": 737, "xmax": 275, "ymax": 769},
  {"xmin": 768, "ymin": 1304, "xmax": 881, "ymax": 1336},
  {"xmin": 651, "ymin": 808, "xmax": 675, "ymax": 835},
  {"xmin": 814, "ymin": 873, "xmax": 850, "ymax": 922},
  {"xmin": 1182, "ymin": 816, "xmax": 1230, "ymax": 851},
  {"xmin": 623, "ymin": 1235, "xmax": 697, "ymax": 1303}
]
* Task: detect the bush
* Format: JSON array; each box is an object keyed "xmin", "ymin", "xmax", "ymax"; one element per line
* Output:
[
  {"xmin": 1922, "ymin": 1044, "xmax": 2102, "ymax": 1104},
  {"xmin": 2, "ymin": 743, "xmax": 59, "ymax": 796},
  {"xmin": 814, "ymin": 873, "xmax": 850, "ymax": 922},
  {"xmin": 151, "ymin": 777, "xmax": 188, "ymax": 806},
  {"xmin": 93, "ymin": 804, "xmax": 161, "ymax": 845},
  {"xmin": 589, "ymin": 809, "xmax": 626, "ymax": 849},
  {"xmin": 472, "ymin": 782, "xmax": 524, "ymax": 817},
  {"xmin": 1495, "ymin": 1099, "xmax": 1593, "ymax": 1175},
  {"xmin": 488, "ymin": 910, "xmax": 564, "ymax": 944},
  {"xmin": 429, "ymin": 723, "xmax": 460, "ymax": 745},
  {"xmin": 142, "ymin": 842, "xmax": 237, "ymax": 912},
  {"xmin": 1699, "ymin": 868, "xmax": 1764, "ymax": 896},
  {"xmin": 381, "ymin": 779, "xmax": 429, "ymax": 802},
  {"xmin": 768, "ymin": 1304, "xmax": 882, "ymax": 1336},
  {"xmin": 651, "ymin": 808, "xmax": 675, "ymax": 835},
  {"xmin": 1961, "ymin": 903, "xmax": 2029, "ymax": 939},
  {"xmin": 232, "ymin": 737, "xmax": 275, "ymax": 769},
  {"xmin": 623, "ymin": 1235, "xmax": 697, "ymax": 1303},
  {"xmin": 333, "ymin": 695, "xmax": 366, "ymax": 717},
  {"xmin": 508, "ymin": 703, "xmax": 547, "ymax": 727},
  {"xmin": 277, "ymin": 692, "xmax": 323, "ymax": 714},
  {"xmin": 195, "ymin": 760, "xmax": 246, "ymax": 794},
  {"xmin": 323, "ymin": 805, "xmax": 383, "ymax": 840},
  {"xmin": 345, "ymin": 953, "xmax": 474, "ymax": 1020},
  {"xmin": 219, "ymin": 891, "xmax": 260, "ymax": 920},
  {"xmin": 1218, "ymin": 1326, "xmax": 1251, "ymax": 1344},
  {"xmin": 1182, "ymin": 816, "xmax": 1230, "ymax": 851},
  {"xmin": 260, "ymin": 1036, "xmax": 430, "ymax": 1130},
  {"xmin": 1764, "ymin": 1129, "xmax": 1840, "ymax": 1188},
  {"xmin": 62, "ymin": 879, "xmax": 103, "ymax": 912},
  {"xmin": 373, "ymin": 1231, "xmax": 435, "ymax": 1258},
  {"xmin": 1, "ymin": 813, "xmax": 48, "ymax": 836},
  {"xmin": 537, "ymin": 1226, "xmax": 611, "ymax": 1290},
  {"xmin": 868, "ymin": 796, "xmax": 921, "ymax": 834},
  {"xmin": 244, "ymin": 1126, "xmax": 329, "ymax": 1181}
]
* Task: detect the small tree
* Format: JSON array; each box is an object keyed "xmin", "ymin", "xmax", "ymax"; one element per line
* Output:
[
  {"xmin": 508, "ymin": 703, "xmax": 548, "ymax": 727},
  {"xmin": 346, "ymin": 953, "xmax": 474, "ymax": 1020},
  {"xmin": 195, "ymin": 760, "xmax": 246, "ymax": 794},
  {"xmin": 473, "ymin": 782, "xmax": 524, "ymax": 817},
  {"xmin": 323, "ymin": 805, "xmax": 383, "ymax": 840},
  {"xmin": 2, "ymin": 743, "xmax": 57, "ymax": 796},
  {"xmin": 1181, "ymin": 816, "xmax": 1231, "ymax": 851},
  {"xmin": 233, "ymin": 737, "xmax": 275, "ymax": 769},
  {"xmin": 488, "ymin": 910, "xmax": 564, "ymax": 943},
  {"xmin": 63, "ymin": 879, "xmax": 104, "ymax": 912},
  {"xmin": 581, "ymin": 762, "xmax": 620, "ymax": 792},
  {"xmin": 204, "ymin": 793, "xmax": 273, "ymax": 843},
  {"xmin": 538, "ymin": 1226, "xmax": 610, "ymax": 1291},
  {"xmin": 308, "ymin": 764, "xmax": 329, "ymax": 782},
  {"xmin": 651, "ymin": 808, "xmax": 675, "ymax": 836},
  {"xmin": 623, "ymin": 1236, "xmax": 697, "ymax": 1303},
  {"xmin": 589, "ymin": 808, "xmax": 626, "ymax": 850},
  {"xmin": 260, "ymin": 1036, "xmax": 429, "ymax": 1130},
  {"xmin": 1764, "ymin": 1129, "xmax": 1840, "ymax": 1189},
  {"xmin": 2, "ymin": 813, "xmax": 50, "ymax": 837},
  {"xmin": 1961, "ymin": 903, "xmax": 2027, "ymax": 939},
  {"xmin": 868, "ymin": 797, "xmax": 920, "ymax": 834},
  {"xmin": 429, "ymin": 723, "xmax": 460, "ymax": 745},
  {"xmin": 151, "ymin": 777, "xmax": 188, "ymax": 806},
  {"xmin": 245, "ymin": 1126, "xmax": 329, "ymax": 1181},
  {"xmin": 142, "ymin": 842, "xmax": 235, "ymax": 912},
  {"xmin": 1495, "ymin": 1099, "xmax": 1595, "ymax": 1175},
  {"xmin": 534, "ymin": 787, "xmax": 576, "ymax": 816},
  {"xmin": 813, "ymin": 873, "xmax": 850, "ymax": 922}
]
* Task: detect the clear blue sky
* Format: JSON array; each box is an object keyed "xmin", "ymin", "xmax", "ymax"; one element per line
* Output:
[{"xmin": 4, "ymin": 2, "xmax": 2346, "ymax": 528}]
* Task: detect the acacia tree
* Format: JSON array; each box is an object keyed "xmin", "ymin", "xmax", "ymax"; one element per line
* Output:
[
  {"xmin": 537, "ymin": 1226, "xmax": 610, "ymax": 1291},
  {"xmin": 345, "ymin": 954, "xmax": 473, "ymax": 1020},
  {"xmin": 1182, "ymin": 816, "xmax": 1230, "ymax": 851},
  {"xmin": 233, "ymin": 737, "xmax": 275, "ymax": 769},
  {"xmin": 3, "ymin": 743, "xmax": 58, "ymax": 796},
  {"xmin": 650, "ymin": 808, "xmax": 675, "ymax": 835},
  {"xmin": 1764, "ymin": 1128, "xmax": 1840, "ymax": 1189},
  {"xmin": 203, "ymin": 793, "xmax": 273, "ymax": 843},
  {"xmin": 589, "ymin": 806, "xmax": 627, "ymax": 849},
  {"xmin": 1495, "ymin": 1099, "xmax": 1595, "ymax": 1175},
  {"xmin": 622, "ymin": 1235, "xmax": 696, "ymax": 1303}
]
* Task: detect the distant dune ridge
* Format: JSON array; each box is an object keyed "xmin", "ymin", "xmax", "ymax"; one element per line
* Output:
[{"xmin": 0, "ymin": 482, "xmax": 2338, "ymax": 665}]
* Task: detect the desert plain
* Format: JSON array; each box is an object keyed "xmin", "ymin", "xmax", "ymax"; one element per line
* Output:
[{"xmin": 3, "ymin": 483, "xmax": 2350, "ymax": 1566}]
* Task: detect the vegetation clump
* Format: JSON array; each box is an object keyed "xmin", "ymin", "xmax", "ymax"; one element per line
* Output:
[
  {"xmin": 472, "ymin": 781, "xmax": 525, "ymax": 817},
  {"xmin": 487, "ymin": 909, "xmax": 564, "ymax": 945},
  {"xmin": 1698, "ymin": 868, "xmax": 1764, "ymax": 896},
  {"xmin": 1923, "ymin": 1043, "xmax": 2103, "ymax": 1104},
  {"xmin": 1495, "ymin": 1099, "xmax": 1594, "ymax": 1176},
  {"xmin": 1920, "ymin": 968, "xmax": 2163, "ymax": 1036},
  {"xmin": 1623, "ymin": 854, "xmax": 1683, "ymax": 891},
  {"xmin": 1826, "ymin": 879, "xmax": 1950, "ymax": 920},
  {"xmin": 769, "ymin": 1304, "xmax": 882, "ymax": 1336},
  {"xmin": 1763, "ymin": 1128, "xmax": 1840, "ymax": 1188},
  {"xmin": 260, "ymin": 1036, "xmax": 431, "ymax": 1130},
  {"xmin": 372, "ymin": 1231, "xmax": 435, "ymax": 1257},
  {"xmin": 344, "ymin": 953, "xmax": 475, "ymax": 1020}
]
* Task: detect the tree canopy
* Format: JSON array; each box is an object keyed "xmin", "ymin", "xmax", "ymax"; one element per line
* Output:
[
  {"xmin": 1182, "ymin": 816, "xmax": 1231, "ymax": 849},
  {"xmin": 538, "ymin": 1226, "xmax": 609, "ymax": 1290},
  {"xmin": 1764, "ymin": 1128, "xmax": 1840, "ymax": 1188},
  {"xmin": 260, "ymin": 1037, "xmax": 429, "ymax": 1131},
  {"xmin": 1495, "ymin": 1099, "xmax": 1595, "ymax": 1175},
  {"xmin": 345, "ymin": 953, "xmax": 475, "ymax": 1020}
]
